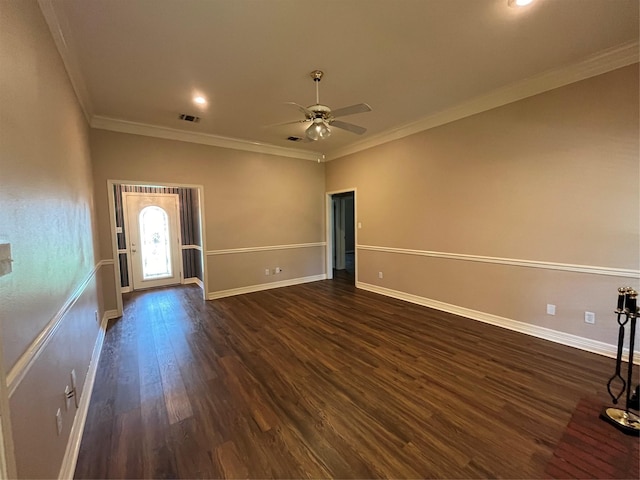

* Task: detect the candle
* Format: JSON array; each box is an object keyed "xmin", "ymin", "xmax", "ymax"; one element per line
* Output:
[
  {"xmin": 617, "ymin": 287, "xmax": 627, "ymax": 311},
  {"xmin": 625, "ymin": 287, "xmax": 633, "ymax": 310},
  {"xmin": 626, "ymin": 290, "xmax": 637, "ymax": 315}
]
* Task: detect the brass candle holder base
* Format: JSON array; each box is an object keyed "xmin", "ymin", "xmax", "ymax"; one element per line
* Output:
[
  {"xmin": 603, "ymin": 287, "xmax": 639, "ymax": 436},
  {"xmin": 600, "ymin": 407, "xmax": 640, "ymax": 436}
]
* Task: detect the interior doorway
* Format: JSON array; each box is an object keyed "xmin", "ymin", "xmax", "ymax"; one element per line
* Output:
[
  {"xmin": 108, "ymin": 181, "xmax": 207, "ymax": 318},
  {"xmin": 326, "ymin": 189, "xmax": 356, "ymax": 283},
  {"xmin": 0, "ymin": 340, "xmax": 15, "ymax": 479},
  {"xmin": 0, "ymin": 413, "xmax": 6, "ymax": 480}
]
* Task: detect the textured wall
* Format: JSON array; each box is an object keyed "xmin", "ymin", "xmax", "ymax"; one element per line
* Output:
[
  {"xmin": 0, "ymin": 1, "xmax": 101, "ymax": 477},
  {"xmin": 90, "ymin": 129, "xmax": 326, "ymax": 300},
  {"xmin": 326, "ymin": 65, "xmax": 640, "ymax": 345}
]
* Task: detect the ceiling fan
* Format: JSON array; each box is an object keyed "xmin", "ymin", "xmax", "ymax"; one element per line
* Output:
[{"xmin": 273, "ymin": 70, "xmax": 372, "ymax": 141}]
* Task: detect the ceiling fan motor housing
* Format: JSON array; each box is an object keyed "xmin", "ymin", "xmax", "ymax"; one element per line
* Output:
[{"xmin": 307, "ymin": 104, "xmax": 331, "ymax": 120}]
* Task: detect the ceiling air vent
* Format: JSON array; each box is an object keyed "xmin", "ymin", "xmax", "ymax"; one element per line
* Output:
[
  {"xmin": 179, "ymin": 114, "xmax": 200, "ymax": 123},
  {"xmin": 287, "ymin": 136, "xmax": 303, "ymax": 142}
]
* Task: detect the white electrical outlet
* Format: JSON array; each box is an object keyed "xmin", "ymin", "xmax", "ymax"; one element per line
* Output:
[
  {"xmin": 378, "ymin": 271, "xmax": 383, "ymax": 279},
  {"xmin": 64, "ymin": 385, "xmax": 72, "ymax": 410},
  {"xmin": 546, "ymin": 304, "xmax": 556, "ymax": 315},
  {"xmin": 275, "ymin": 267, "xmax": 282, "ymax": 274},
  {"xmin": 55, "ymin": 408, "xmax": 62, "ymax": 435},
  {"xmin": 265, "ymin": 268, "xmax": 270, "ymax": 276},
  {"xmin": 585, "ymin": 312, "xmax": 596, "ymax": 324},
  {"xmin": 71, "ymin": 369, "xmax": 79, "ymax": 408}
]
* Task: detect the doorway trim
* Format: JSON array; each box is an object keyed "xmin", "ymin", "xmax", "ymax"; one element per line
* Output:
[
  {"xmin": 107, "ymin": 180, "xmax": 208, "ymax": 316},
  {"xmin": 325, "ymin": 188, "xmax": 357, "ymax": 283},
  {"xmin": 0, "ymin": 333, "xmax": 16, "ymax": 479}
]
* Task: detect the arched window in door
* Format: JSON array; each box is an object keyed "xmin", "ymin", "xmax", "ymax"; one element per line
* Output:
[{"xmin": 139, "ymin": 206, "xmax": 172, "ymax": 279}]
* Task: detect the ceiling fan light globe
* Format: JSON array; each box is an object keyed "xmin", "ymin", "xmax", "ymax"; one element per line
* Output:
[
  {"xmin": 305, "ymin": 124, "xmax": 320, "ymax": 141},
  {"xmin": 305, "ymin": 121, "xmax": 331, "ymax": 141},
  {"xmin": 318, "ymin": 124, "xmax": 331, "ymax": 140}
]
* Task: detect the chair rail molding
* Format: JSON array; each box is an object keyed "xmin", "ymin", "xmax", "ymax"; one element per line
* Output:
[
  {"xmin": 5, "ymin": 261, "xmax": 113, "ymax": 397},
  {"xmin": 206, "ymin": 242, "xmax": 326, "ymax": 256},
  {"xmin": 357, "ymin": 245, "xmax": 640, "ymax": 278}
]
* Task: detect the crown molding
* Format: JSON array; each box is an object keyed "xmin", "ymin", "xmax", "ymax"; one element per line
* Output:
[
  {"xmin": 39, "ymin": 0, "xmax": 637, "ymax": 163},
  {"xmin": 38, "ymin": 0, "xmax": 93, "ymax": 123},
  {"xmin": 326, "ymin": 41, "xmax": 639, "ymax": 161},
  {"xmin": 90, "ymin": 116, "xmax": 323, "ymax": 161}
]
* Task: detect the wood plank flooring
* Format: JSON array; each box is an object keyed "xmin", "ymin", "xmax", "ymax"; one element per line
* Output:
[
  {"xmin": 544, "ymin": 396, "xmax": 639, "ymax": 479},
  {"xmin": 75, "ymin": 276, "xmax": 637, "ymax": 479}
]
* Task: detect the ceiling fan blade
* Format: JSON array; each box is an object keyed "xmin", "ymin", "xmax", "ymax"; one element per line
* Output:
[
  {"xmin": 330, "ymin": 103, "xmax": 372, "ymax": 119},
  {"xmin": 262, "ymin": 118, "xmax": 309, "ymax": 128},
  {"xmin": 285, "ymin": 102, "xmax": 314, "ymax": 118},
  {"xmin": 330, "ymin": 120, "xmax": 367, "ymax": 135}
]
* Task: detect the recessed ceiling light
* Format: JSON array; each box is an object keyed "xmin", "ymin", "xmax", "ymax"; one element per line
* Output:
[
  {"xmin": 508, "ymin": 0, "xmax": 534, "ymax": 6},
  {"xmin": 193, "ymin": 96, "xmax": 207, "ymax": 105}
]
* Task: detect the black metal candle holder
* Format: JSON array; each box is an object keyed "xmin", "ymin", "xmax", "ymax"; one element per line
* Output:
[{"xmin": 600, "ymin": 286, "xmax": 640, "ymax": 435}]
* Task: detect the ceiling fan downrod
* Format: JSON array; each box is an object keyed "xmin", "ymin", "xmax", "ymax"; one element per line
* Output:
[
  {"xmin": 310, "ymin": 70, "xmax": 323, "ymax": 105},
  {"xmin": 304, "ymin": 70, "xmax": 331, "ymax": 140}
]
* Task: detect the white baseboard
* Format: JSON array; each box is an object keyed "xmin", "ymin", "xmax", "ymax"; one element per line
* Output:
[
  {"xmin": 58, "ymin": 310, "xmax": 115, "ymax": 480},
  {"xmin": 183, "ymin": 277, "xmax": 204, "ymax": 289},
  {"xmin": 357, "ymin": 282, "xmax": 638, "ymax": 364},
  {"xmin": 208, "ymin": 274, "xmax": 326, "ymax": 300},
  {"xmin": 103, "ymin": 310, "xmax": 120, "ymax": 321}
]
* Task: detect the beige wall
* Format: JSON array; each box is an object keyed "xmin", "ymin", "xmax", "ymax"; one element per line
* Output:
[
  {"xmin": 9, "ymin": 280, "xmax": 99, "ymax": 478},
  {"xmin": 327, "ymin": 64, "xmax": 639, "ymax": 345},
  {"xmin": 207, "ymin": 246, "xmax": 325, "ymax": 295},
  {"xmin": 0, "ymin": 1, "xmax": 102, "ymax": 477},
  {"xmin": 90, "ymin": 129, "xmax": 326, "ymax": 299},
  {"xmin": 1, "ymin": 1, "xmax": 636, "ymax": 478}
]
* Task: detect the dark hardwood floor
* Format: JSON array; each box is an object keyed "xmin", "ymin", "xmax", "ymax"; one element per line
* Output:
[{"xmin": 75, "ymin": 277, "xmax": 638, "ymax": 479}]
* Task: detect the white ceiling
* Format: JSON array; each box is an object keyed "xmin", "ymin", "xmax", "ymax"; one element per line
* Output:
[{"xmin": 43, "ymin": 0, "xmax": 639, "ymax": 159}]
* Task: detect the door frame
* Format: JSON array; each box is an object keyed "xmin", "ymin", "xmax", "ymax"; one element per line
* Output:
[
  {"xmin": 0, "ymin": 335, "xmax": 16, "ymax": 479},
  {"xmin": 325, "ymin": 188, "xmax": 357, "ymax": 283},
  {"xmin": 122, "ymin": 192, "xmax": 182, "ymax": 290},
  {"xmin": 334, "ymin": 197, "xmax": 347, "ymax": 271},
  {"xmin": 107, "ymin": 180, "xmax": 208, "ymax": 317}
]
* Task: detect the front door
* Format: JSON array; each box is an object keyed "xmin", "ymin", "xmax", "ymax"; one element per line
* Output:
[{"xmin": 124, "ymin": 193, "xmax": 182, "ymax": 290}]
